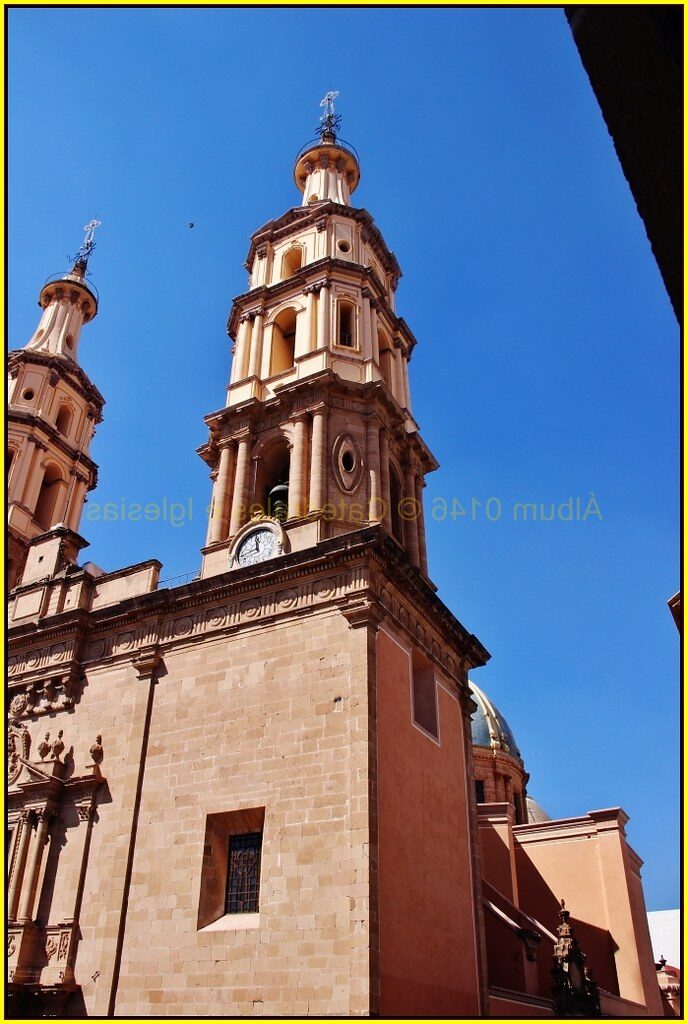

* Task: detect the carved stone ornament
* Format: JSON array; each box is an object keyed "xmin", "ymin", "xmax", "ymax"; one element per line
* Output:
[
  {"xmin": 8, "ymin": 935, "xmax": 17, "ymax": 957},
  {"xmin": 8, "ymin": 720, "xmax": 30, "ymax": 785},
  {"xmin": 45, "ymin": 936, "xmax": 59, "ymax": 961},
  {"xmin": 9, "ymin": 692, "xmax": 28, "ymax": 717},
  {"xmin": 51, "ymin": 730, "xmax": 65, "ymax": 760},
  {"xmin": 38, "ymin": 733, "xmax": 52, "ymax": 759},
  {"xmin": 90, "ymin": 735, "xmax": 104, "ymax": 765}
]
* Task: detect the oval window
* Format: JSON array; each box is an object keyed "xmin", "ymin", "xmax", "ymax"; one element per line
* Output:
[
  {"xmin": 337, "ymin": 240, "xmax": 351, "ymax": 254},
  {"xmin": 22, "ymin": 389, "xmax": 34, "ymax": 401},
  {"xmin": 333, "ymin": 433, "xmax": 363, "ymax": 493}
]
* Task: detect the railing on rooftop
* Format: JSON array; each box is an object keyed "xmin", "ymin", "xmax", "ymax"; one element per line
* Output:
[
  {"xmin": 294, "ymin": 135, "xmax": 360, "ymax": 166},
  {"xmin": 42, "ymin": 272, "xmax": 100, "ymax": 302},
  {"xmin": 159, "ymin": 569, "xmax": 201, "ymax": 588}
]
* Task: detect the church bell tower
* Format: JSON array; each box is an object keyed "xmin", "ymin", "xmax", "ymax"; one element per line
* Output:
[
  {"xmin": 199, "ymin": 95, "xmax": 436, "ymax": 578},
  {"xmin": 7, "ymin": 223, "xmax": 104, "ymax": 590}
]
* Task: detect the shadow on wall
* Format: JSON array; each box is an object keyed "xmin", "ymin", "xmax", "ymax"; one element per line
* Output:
[{"xmin": 514, "ymin": 848, "xmax": 620, "ymax": 997}]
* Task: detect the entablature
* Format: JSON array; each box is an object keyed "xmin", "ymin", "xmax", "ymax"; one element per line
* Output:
[
  {"xmin": 8, "ymin": 528, "xmax": 489, "ymax": 711},
  {"xmin": 8, "ymin": 350, "xmax": 105, "ymax": 413},
  {"xmin": 244, "ymin": 202, "xmax": 402, "ymax": 287}
]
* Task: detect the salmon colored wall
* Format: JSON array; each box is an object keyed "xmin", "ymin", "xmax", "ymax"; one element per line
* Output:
[
  {"xmin": 478, "ymin": 808, "xmax": 518, "ymax": 903},
  {"xmin": 514, "ymin": 832, "xmax": 621, "ymax": 997},
  {"xmin": 375, "ymin": 626, "xmax": 481, "ymax": 1016},
  {"xmin": 483, "ymin": 909, "xmax": 528, "ymax": 992},
  {"xmin": 514, "ymin": 815, "xmax": 663, "ymax": 1013}
]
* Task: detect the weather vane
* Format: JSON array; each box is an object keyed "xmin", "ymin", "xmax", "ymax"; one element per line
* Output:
[
  {"xmin": 318, "ymin": 89, "xmax": 341, "ymax": 137},
  {"xmin": 69, "ymin": 218, "xmax": 102, "ymax": 267}
]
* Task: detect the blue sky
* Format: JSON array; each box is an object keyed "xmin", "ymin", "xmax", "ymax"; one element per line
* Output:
[{"xmin": 9, "ymin": 8, "xmax": 679, "ymax": 909}]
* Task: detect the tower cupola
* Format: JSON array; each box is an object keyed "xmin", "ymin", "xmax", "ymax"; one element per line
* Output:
[
  {"xmin": 26, "ymin": 220, "xmax": 100, "ymax": 362},
  {"xmin": 293, "ymin": 91, "xmax": 360, "ymax": 206},
  {"xmin": 7, "ymin": 221, "xmax": 105, "ymax": 589}
]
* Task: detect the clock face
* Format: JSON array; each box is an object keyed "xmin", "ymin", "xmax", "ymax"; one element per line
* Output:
[{"xmin": 235, "ymin": 528, "xmax": 278, "ymax": 567}]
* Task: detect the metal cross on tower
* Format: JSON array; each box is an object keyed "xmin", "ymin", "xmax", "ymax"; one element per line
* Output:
[
  {"xmin": 82, "ymin": 218, "xmax": 102, "ymax": 250},
  {"xmin": 69, "ymin": 218, "xmax": 102, "ymax": 268},
  {"xmin": 318, "ymin": 90, "xmax": 342, "ymax": 136}
]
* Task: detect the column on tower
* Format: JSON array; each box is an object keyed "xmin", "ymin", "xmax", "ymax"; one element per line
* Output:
[
  {"xmin": 288, "ymin": 415, "xmax": 309, "ymax": 520},
  {"xmin": 393, "ymin": 340, "xmax": 407, "ymax": 408},
  {"xmin": 366, "ymin": 417, "xmax": 383, "ymax": 524},
  {"xmin": 403, "ymin": 464, "xmax": 421, "ymax": 568},
  {"xmin": 303, "ymin": 288, "xmax": 317, "ymax": 352},
  {"xmin": 360, "ymin": 290, "xmax": 373, "ymax": 360},
  {"xmin": 229, "ymin": 434, "xmax": 252, "ymax": 536},
  {"xmin": 379, "ymin": 429, "xmax": 393, "ymax": 534},
  {"xmin": 22, "ymin": 442, "xmax": 50, "ymax": 517},
  {"xmin": 370, "ymin": 300, "xmax": 380, "ymax": 364},
  {"xmin": 65, "ymin": 472, "xmax": 89, "ymax": 532},
  {"xmin": 308, "ymin": 407, "xmax": 328, "ymax": 513},
  {"xmin": 10, "ymin": 438, "xmax": 40, "ymax": 508},
  {"xmin": 415, "ymin": 476, "xmax": 428, "ymax": 575},
  {"xmin": 209, "ymin": 441, "xmax": 236, "ymax": 545},
  {"xmin": 402, "ymin": 352, "xmax": 412, "ymax": 412},
  {"xmin": 231, "ymin": 316, "xmax": 252, "ymax": 384},
  {"xmin": 247, "ymin": 311, "xmax": 265, "ymax": 379},
  {"xmin": 316, "ymin": 283, "xmax": 330, "ymax": 349}
]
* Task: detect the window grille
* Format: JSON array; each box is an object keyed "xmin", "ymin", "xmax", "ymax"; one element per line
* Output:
[{"xmin": 225, "ymin": 832, "xmax": 262, "ymax": 914}]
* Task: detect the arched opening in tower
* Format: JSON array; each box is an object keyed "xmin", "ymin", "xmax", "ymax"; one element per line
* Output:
[
  {"xmin": 378, "ymin": 333, "xmax": 394, "ymax": 388},
  {"xmin": 253, "ymin": 437, "xmax": 291, "ymax": 521},
  {"xmin": 55, "ymin": 404, "xmax": 73, "ymax": 438},
  {"xmin": 338, "ymin": 302, "xmax": 355, "ymax": 348},
  {"xmin": 270, "ymin": 309, "xmax": 297, "ymax": 376},
  {"xmin": 34, "ymin": 464, "xmax": 63, "ymax": 531},
  {"xmin": 281, "ymin": 246, "xmax": 303, "ymax": 281}
]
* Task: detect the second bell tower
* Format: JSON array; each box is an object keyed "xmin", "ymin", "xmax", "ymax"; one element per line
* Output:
[{"xmin": 199, "ymin": 98, "xmax": 436, "ymax": 579}]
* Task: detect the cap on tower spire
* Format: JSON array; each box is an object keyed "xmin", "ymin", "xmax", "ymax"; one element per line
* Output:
[{"xmin": 294, "ymin": 91, "xmax": 360, "ymax": 206}]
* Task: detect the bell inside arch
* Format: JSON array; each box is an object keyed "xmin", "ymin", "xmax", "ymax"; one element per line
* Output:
[{"xmin": 267, "ymin": 481, "xmax": 289, "ymax": 522}]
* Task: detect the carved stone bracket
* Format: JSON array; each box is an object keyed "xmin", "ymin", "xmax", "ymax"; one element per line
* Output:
[
  {"xmin": 132, "ymin": 644, "xmax": 162, "ymax": 680},
  {"xmin": 340, "ymin": 596, "xmax": 384, "ymax": 631}
]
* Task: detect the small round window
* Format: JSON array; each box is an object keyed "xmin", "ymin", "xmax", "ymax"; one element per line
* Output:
[
  {"xmin": 337, "ymin": 240, "xmax": 351, "ymax": 254},
  {"xmin": 22, "ymin": 389, "xmax": 34, "ymax": 401}
]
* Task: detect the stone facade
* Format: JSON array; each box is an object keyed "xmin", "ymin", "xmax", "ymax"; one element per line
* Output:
[
  {"xmin": 8, "ymin": 528, "xmax": 489, "ymax": 1016},
  {"xmin": 7, "ymin": 107, "xmax": 667, "ymax": 1019}
]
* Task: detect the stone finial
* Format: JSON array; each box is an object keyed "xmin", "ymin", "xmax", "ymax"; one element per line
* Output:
[
  {"xmin": 90, "ymin": 735, "xmax": 104, "ymax": 765},
  {"xmin": 50, "ymin": 730, "xmax": 65, "ymax": 760},
  {"xmin": 38, "ymin": 733, "xmax": 51, "ymax": 760}
]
